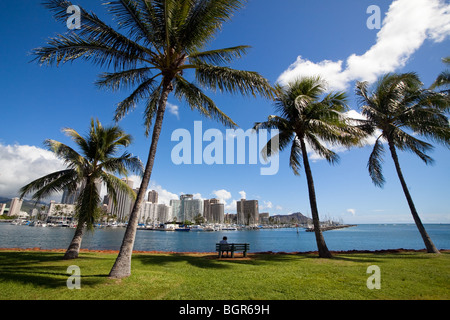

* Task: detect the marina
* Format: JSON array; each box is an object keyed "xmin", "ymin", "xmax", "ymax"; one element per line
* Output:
[{"xmin": 0, "ymin": 223, "xmax": 449, "ymax": 253}]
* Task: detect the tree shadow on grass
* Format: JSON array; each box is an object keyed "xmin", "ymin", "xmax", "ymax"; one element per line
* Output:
[
  {"xmin": 0, "ymin": 252, "xmax": 107, "ymax": 289},
  {"xmin": 133, "ymin": 252, "xmax": 310, "ymax": 270}
]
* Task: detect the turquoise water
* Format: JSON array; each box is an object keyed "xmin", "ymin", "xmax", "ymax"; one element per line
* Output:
[{"xmin": 0, "ymin": 224, "xmax": 449, "ymax": 252}]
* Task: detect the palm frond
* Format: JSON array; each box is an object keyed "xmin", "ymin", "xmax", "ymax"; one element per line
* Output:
[
  {"xmin": 114, "ymin": 76, "xmax": 160, "ymax": 122},
  {"xmin": 392, "ymin": 128, "xmax": 434, "ymax": 164},
  {"xmin": 44, "ymin": 139, "xmax": 86, "ymax": 170},
  {"xmin": 179, "ymin": 0, "xmax": 247, "ymax": 50},
  {"xmin": 189, "ymin": 45, "xmax": 250, "ymax": 65},
  {"xmin": 144, "ymin": 83, "xmax": 162, "ymax": 137},
  {"xmin": 259, "ymin": 130, "xmax": 294, "ymax": 162},
  {"xmin": 32, "ymin": 33, "xmax": 146, "ymax": 70},
  {"xmin": 253, "ymin": 115, "xmax": 291, "ymax": 132},
  {"xmin": 101, "ymin": 171, "xmax": 137, "ymax": 203},
  {"xmin": 96, "ymin": 67, "xmax": 154, "ymax": 91},
  {"xmin": 368, "ymin": 137, "xmax": 385, "ymax": 187},
  {"xmin": 305, "ymin": 133, "xmax": 339, "ymax": 165},
  {"xmin": 100, "ymin": 152, "xmax": 144, "ymax": 176},
  {"xmin": 105, "ymin": 0, "xmax": 156, "ymax": 45},
  {"xmin": 75, "ymin": 179, "xmax": 102, "ymax": 230},
  {"xmin": 19, "ymin": 169, "xmax": 78, "ymax": 201},
  {"xmin": 194, "ymin": 63, "xmax": 274, "ymax": 99},
  {"xmin": 288, "ymin": 137, "xmax": 303, "ymax": 176},
  {"xmin": 173, "ymin": 75, "xmax": 237, "ymax": 128}
]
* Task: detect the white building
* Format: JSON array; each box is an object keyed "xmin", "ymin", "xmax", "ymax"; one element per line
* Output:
[
  {"xmin": 8, "ymin": 198, "xmax": 23, "ymax": 217},
  {"xmin": 170, "ymin": 199, "xmax": 182, "ymax": 222},
  {"xmin": 47, "ymin": 201, "xmax": 76, "ymax": 222},
  {"xmin": 182, "ymin": 198, "xmax": 203, "ymax": 222},
  {"xmin": 138, "ymin": 202, "xmax": 173, "ymax": 225},
  {"xmin": 109, "ymin": 178, "xmax": 135, "ymax": 222}
]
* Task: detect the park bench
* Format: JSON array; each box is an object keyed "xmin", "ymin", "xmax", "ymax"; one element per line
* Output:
[{"xmin": 216, "ymin": 243, "xmax": 250, "ymax": 258}]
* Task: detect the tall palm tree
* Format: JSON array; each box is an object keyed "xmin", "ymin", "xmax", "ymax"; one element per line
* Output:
[
  {"xmin": 20, "ymin": 119, "xmax": 143, "ymax": 260},
  {"xmin": 356, "ymin": 72, "xmax": 450, "ymax": 254},
  {"xmin": 254, "ymin": 76, "xmax": 364, "ymax": 258},
  {"xmin": 33, "ymin": 0, "xmax": 273, "ymax": 278}
]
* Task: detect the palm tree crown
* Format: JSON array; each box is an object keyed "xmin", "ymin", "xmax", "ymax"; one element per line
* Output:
[
  {"xmin": 356, "ymin": 72, "xmax": 449, "ymax": 187},
  {"xmin": 255, "ymin": 76, "xmax": 362, "ymax": 172},
  {"xmin": 34, "ymin": 0, "xmax": 273, "ymax": 132}
]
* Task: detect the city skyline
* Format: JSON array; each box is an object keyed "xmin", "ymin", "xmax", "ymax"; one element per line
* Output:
[{"xmin": 0, "ymin": 0, "xmax": 449, "ymax": 224}]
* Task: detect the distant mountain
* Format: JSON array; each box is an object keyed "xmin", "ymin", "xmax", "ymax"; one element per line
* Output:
[
  {"xmin": 271, "ymin": 212, "xmax": 313, "ymax": 224},
  {"xmin": 0, "ymin": 197, "xmax": 49, "ymax": 214}
]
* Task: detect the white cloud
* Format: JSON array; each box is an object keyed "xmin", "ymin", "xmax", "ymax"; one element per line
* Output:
[
  {"xmin": 124, "ymin": 176, "xmax": 179, "ymax": 205},
  {"xmin": 0, "ymin": 144, "xmax": 66, "ymax": 200},
  {"xmin": 167, "ymin": 102, "xmax": 180, "ymax": 119},
  {"xmin": 213, "ymin": 189, "xmax": 232, "ymax": 204},
  {"xmin": 238, "ymin": 190, "xmax": 246, "ymax": 199},
  {"xmin": 347, "ymin": 208, "xmax": 356, "ymax": 216},
  {"xmin": 278, "ymin": 0, "xmax": 450, "ymax": 90},
  {"xmin": 192, "ymin": 193, "xmax": 204, "ymax": 201},
  {"xmin": 225, "ymin": 199, "xmax": 237, "ymax": 212},
  {"xmin": 147, "ymin": 181, "xmax": 179, "ymax": 205},
  {"xmin": 261, "ymin": 200, "xmax": 273, "ymax": 210}
]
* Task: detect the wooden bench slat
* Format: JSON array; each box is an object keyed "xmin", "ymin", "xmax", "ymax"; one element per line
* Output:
[{"xmin": 216, "ymin": 243, "xmax": 249, "ymax": 258}]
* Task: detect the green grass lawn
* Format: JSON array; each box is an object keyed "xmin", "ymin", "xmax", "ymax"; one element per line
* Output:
[{"xmin": 0, "ymin": 250, "xmax": 448, "ymax": 300}]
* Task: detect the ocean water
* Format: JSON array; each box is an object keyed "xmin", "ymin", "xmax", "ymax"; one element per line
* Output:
[{"xmin": 0, "ymin": 224, "xmax": 449, "ymax": 253}]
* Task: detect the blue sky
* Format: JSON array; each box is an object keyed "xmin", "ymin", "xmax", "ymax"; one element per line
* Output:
[{"xmin": 0, "ymin": 0, "xmax": 449, "ymax": 224}]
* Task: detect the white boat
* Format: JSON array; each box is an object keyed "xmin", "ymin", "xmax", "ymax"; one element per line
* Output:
[
  {"xmin": 29, "ymin": 221, "xmax": 47, "ymax": 227},
  {"xmin": 222, "ymin": 226, "xmax": 237, "ymax": 231},
  {"xmin": 190, "ymin": 225, "xmax": 204, "ymax": 231},
  {"xmin": 11, "ymin": 219, "xmax": 24, "ymax": 225}
]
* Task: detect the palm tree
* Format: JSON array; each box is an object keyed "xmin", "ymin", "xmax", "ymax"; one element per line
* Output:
[
  {"xmin": 254, "ymin": 76, "xmax": 364, "ymax": 258},
  {"xmin": 430, "ymin": 57, "xmax": 450, "ymax": 93},
  {"xmin": 356, "ymin": 72, "xmax": 450, "ymax": 254},
  {"xmin": 33, "ymin": 0, "xmax": 273, "ymax": 278},
  {"xmin": 20, "ymin": 119, "xmax": 143, "ymax": 259}
]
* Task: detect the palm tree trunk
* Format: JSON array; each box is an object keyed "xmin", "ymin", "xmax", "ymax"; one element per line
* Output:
[
  {"xmin": 299, "ymin": 136, "xmax": 332, "ymax": 258},
  {"xmin": 109, "ymin": 77, "xmax": 173, "ymax": 279},
  {"xmin": 63, "ymin": 221, "xmax": 84, "ymax": 260},
  {"xmin": 387, "ymin": 140, "xmax": 440, "ymax": 254}
]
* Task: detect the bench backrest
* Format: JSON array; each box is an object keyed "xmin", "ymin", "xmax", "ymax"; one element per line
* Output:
[{"xmin": 216, "ymin": 243, "xmax": 249, "ymax": 250}]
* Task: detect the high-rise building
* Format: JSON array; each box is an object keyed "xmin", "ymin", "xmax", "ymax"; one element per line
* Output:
[
  {"xmin": 61, "ymin": 180, "xmax": 102, "ymax": 204},
  {"xmin": 237, "ymin": 199, "xmax": 259, "ymax": 225},
  {"xmin": 147, "ymin": 190, "xmax": 158, "ymax": 203},
  {"xmin": 47, "ymin": 201, "xmax": 76, "ymax": 221},
  {"xmin": 138, "ymin": 202, "xmax": 173, "ymax": 225},
  {"xmin": 8, "ymin": 197, "xmax": 23, "ymax": 217},
  {"xmin": 61, "ymin": 188, "xmax": 80, "ymax": 205},
  {"xmin": 181, "ymin": 198, "xmax": 203, "ymax": 221},
  {"xmin": 211, "ymin": 203, "xmax": 224, "ymax": 223},
  {"xmin": 138, "ymin": 201, "xmax": 158, "ymax": 224},
  {"xmin": 109, "ymin": 178, "xmax": 135, "ymax": 222},
  {"xmin": 170, "ymin": 199, "xmax": 182, "ymax": 222},
  {"xmin": 157, "ymin": 204, "xmax": 172, "ymax": 223},
  {"xmin": 170, "ymin": 194, "xmax": 203, "ymax": 223},
  {"xmin": 203, "ymin": 198, "xmax": 220, "ymax": 222},
  {"xmin": 0, "ymin": 203, "xmax": 6, "ymax": 216}
]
